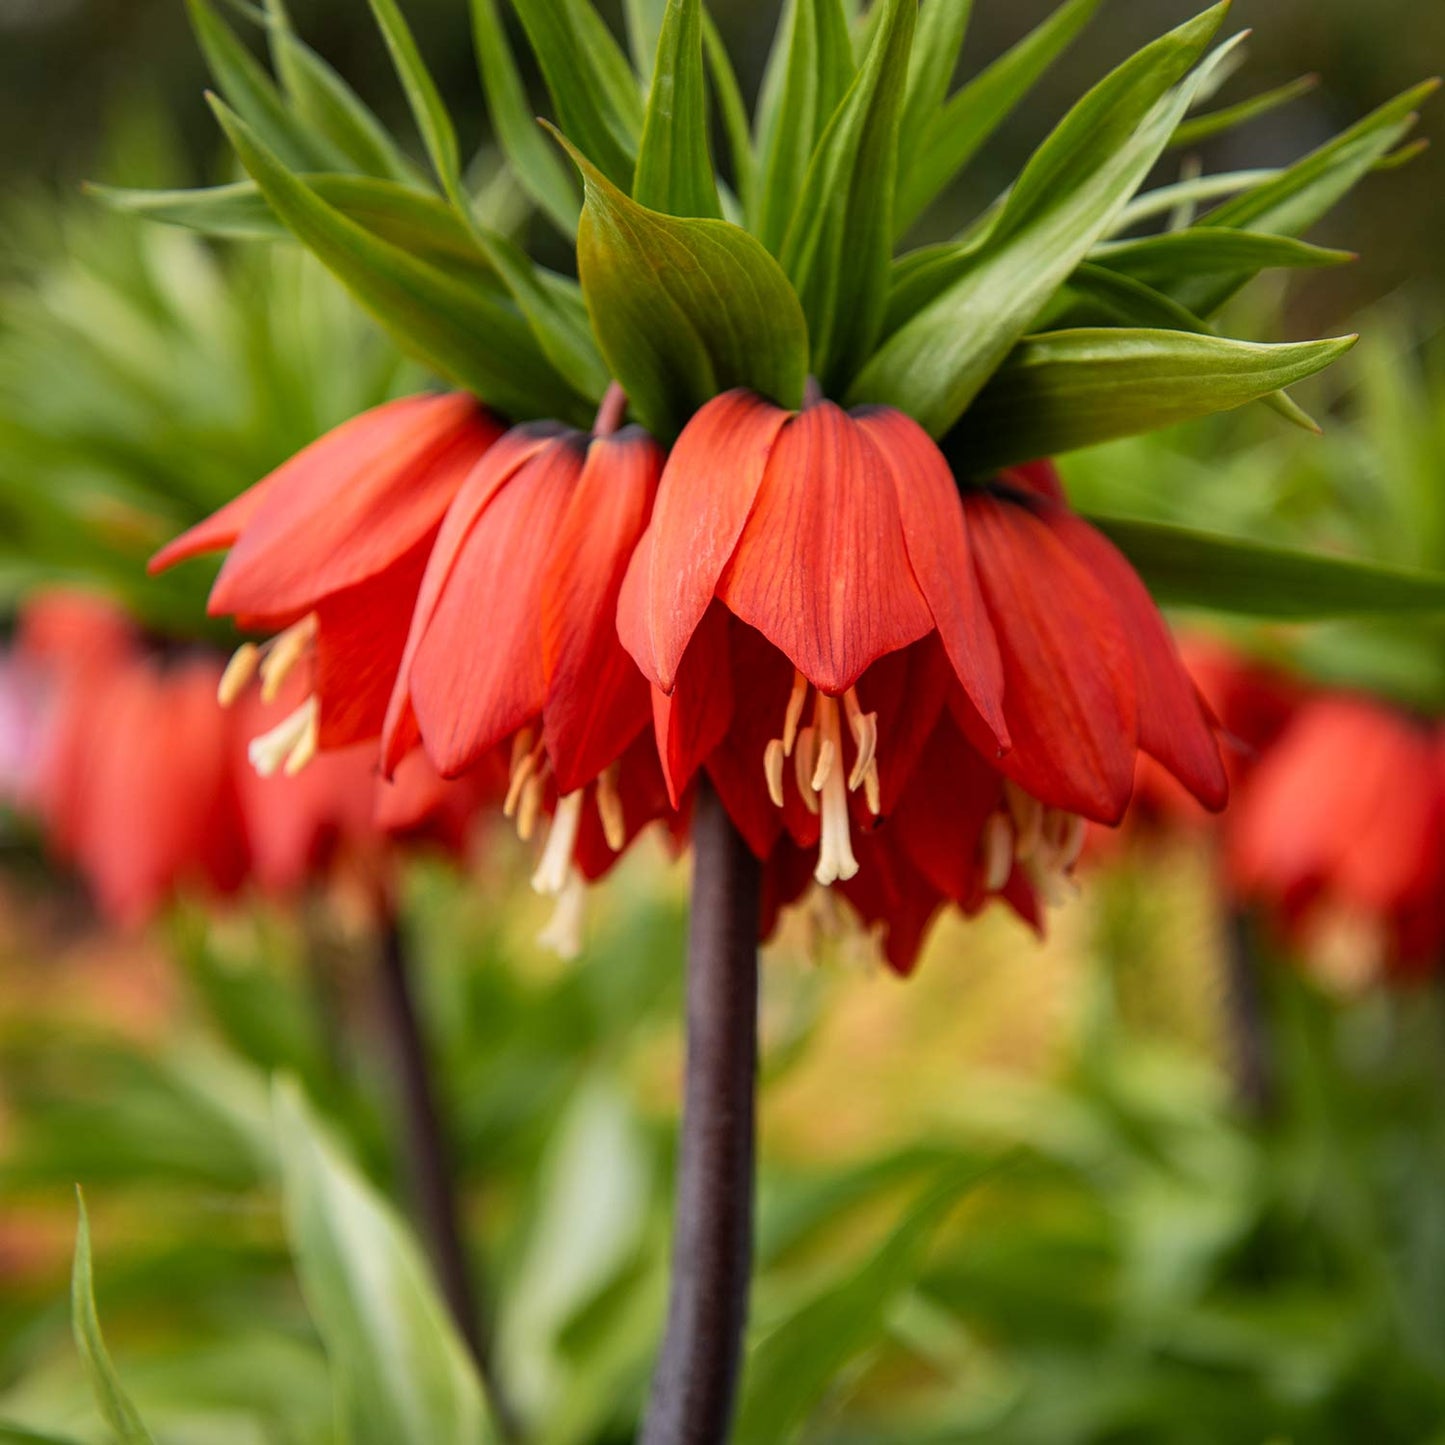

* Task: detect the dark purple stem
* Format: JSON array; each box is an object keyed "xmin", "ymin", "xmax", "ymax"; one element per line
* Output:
[
  {"xmin": 1223, "ymin": 907, "xmax": 1277, "ymax": 1120},
  {"xmin": 640, "ymin": 779, "xmax": 762, "ymax": 1445},
  {"xmin": 375, "ymin": 910, "xmax": 521, "ymax": 1440}
]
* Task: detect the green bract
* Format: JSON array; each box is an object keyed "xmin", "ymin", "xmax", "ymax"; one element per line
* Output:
[{"xmin": 93, "ymin": 0, "xmax": 1442, "ymax": 621}]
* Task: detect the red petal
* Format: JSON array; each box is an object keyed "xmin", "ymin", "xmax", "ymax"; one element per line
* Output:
[
  {"xmin": 718, "ymin": 402, "xmax": 933, "ymax": 695},
  {"xmin": 618, "ymin": 390, "xmax": 787, "ymax": 691},
  {"xmin": 1044, "ymin": 508, "xmax": 1227, "ymax": 811},
  {"xmin": 998, "ymin": 459, "xmax": 1066, "ymax": 502},
  {"xmin": 392, "ymin": 428, "xmax": 584, "ymax": 778},
  {"xmin": 541, "ymin": 429, "xmax": 661, "ymax": 792},
  {"xmin": 204, "ymin": 394, "xmax": 503, "ymax": 617},
  {"xmin": 855, "ymin": 407, "xmax": 1007, "ymax": 748},
  {"xmin": 652, "ymin": 602, "xmax": 733, "ymax": 807},
  {"xmin": 840, "ymin": 832, "xmax": 945, "ymax": 975},
  {"xmin": 965, "ymin": 494, "xmax": 1137, "ymax": 823},
  {"xmin": 892, "ymin": 715, "xmax": 1006, "ymax": 906},
  {"xmin": 313, "ymin": 536, "xmax": 433, "ymax": 748}
]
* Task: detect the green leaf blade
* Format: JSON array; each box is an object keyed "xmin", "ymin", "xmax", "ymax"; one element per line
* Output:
[
  {"xmin": 896, "ymin": 0, "xmax": 1104, "ymax": 236},
  {"xmin": 211, "ymin": 99, "xmax": 590, "ymax": 423},
  {"xmin": 947, "ymin": 327, "xmax": 1355, "ymax": 472},
  {"xmin": 851, "ymin": 4, "xmax": 1232, "ymax": 435},
  {"xmin": 274, "ymin": 1081, "xmax": 494, "ymax": 1445},
  {"xmin": 559, "ymin": 129, "xmax": 809, "ymax": 438},
  {"xmin": 633, "ymin": 0, "xmax": 722, "ymax": 218},
  {"xmin": 71, "ymin": 1194, "xmax": 158, "ymax": 1445},
  {"xmin": 1091, "ymin": 515, "xmax": 1445, "ymax": 620},
  {"xmin": 779, "ymin": 0, "xmax": 915, "ymax": 390}
]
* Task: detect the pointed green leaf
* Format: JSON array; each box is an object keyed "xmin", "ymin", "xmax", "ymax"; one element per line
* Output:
[
  {"xmin": 211, "ymin": 98, "xmax": 589, "ymax": 423},
  {"xmin": 1092, "ymin": 227, "xmax": 1353, "ymax": 288},
  {"xmin": 186, "ymin": 0, "xmax": 342, "ymax": 171},
  {"xmin": 736, "ymin": 1163, "xmax": 998, "ymax": 1445},
  {"xmin": 263, "ymin": 0, "xmax": 419, "ymax": 182},
  {"xmin": 1175, "ymin": 81, "xmax": 1437, "ymax": 316},
  {"xmin": 851, "ymin": 5, "xmax": 1232, "ymax": 435},
  {"xmin": 898, "ymin": 0, "xmax": 973, "ymax": 161},
  {"xmin": 1110, "ymin": 167, "xmax": 1279, "ymax": 234},
  {"xmin": 633, "ymin": 0, "xmax": 721, "ymax": 217},
  {"xmin": 624, "ymin": 0, "xmax": 668, "ymax": 76},
  {"xmin": 946, "ymin": 328, "xmax": 1354, "ymax": 471},
  {"xmin": 779, "ymin": 0, "xmax": 914, "ymax": 390},
  {"xmin": 753, "ymin": 0, "xmax": 854, "ymax": 251},
  {"xmin": 1171, "ymin": 72, "xmax": 1318, "ymax": 149},
  {"xmin": 89, "ymin": 176, "xmax": 499, "ymax": 286},
  {"xmin": 364, "ymin": 0, "xmax": 462, "ymax": 195},
  {"xmin": 469, "ymin": 0, "xmax": 581, "ymax": 235},
  {"xmin": 1090, "ymin": 515, "xmax": 1445, "ymax": 620},
  {"xmin": 274, "ymin": 1081, "xmax": 493, "ymax": 1445},
  {"xmin": 72, "ymin": 1194, "xmax": 157, "ymax": 1445},
  {"xmin": 334, "ymin": 0, "xmax": 609, "ymax": 399},
  {"xmin": 896, "ymin": 0, "xmax": 1104, "ymax": 235},
  {"xmin": 557, "ymin": 129, "xmax": 808, "ymax": 438},
  {"xmin": 511, "ymin": 0, "xmax": 644, "ymax": 190},
  {"xmin": 703, "ymin": 14, "xmax": 757, "ymax": 215}
]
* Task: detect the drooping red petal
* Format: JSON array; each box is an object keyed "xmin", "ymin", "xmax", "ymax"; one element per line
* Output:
[
  {"xmin": 1043, "ymin": 506, "xmax": 1227, "ymax": 811},
  {"xmin": 892, "ymin": 714, "xmax": 1007, "ymax": 908},
  {"xmin": 380, "ymin": 425, "xmax": 566, "ymax": 773},
  {"xmin": 313, "ymin": 536, "xmax": 434, "ymax": 748},
  {"xmin": 840, "ymin": 831, "xmax": 946, "ymax": 975},
  {"xmin": 855, "ymin": 407, "xmax": 1007, "ymax": 749},
  {"xmin": 391, "ymin": 427, "xmax": 584, "ymax": 778},
  {"xmin": 618, "ymin": 390, "xmax": 788, "ymax": 692},
  {"xmin": 718, "ymin": 402, "xmax": 933, "ymax": 696},
  {"xmin": 964, "ymin": 493, "xmax": 1137, "ymax": 824},
  {"xmin": 998, "ymin": 459, "xmax": 1067, "ymax": 502},
  {"xmin": 200, "ymin": 394, "xmax": 502, "ymax": 618},
  {"xmin": 574, "ymin": 732, "xmax": 675, "ymax": 882},
  {"xmin": 703, "ymin": 619, "xmax": 813, "ymax": 856},
  {"xmin": 541, "ymin": 428, "xmax": 661, "ymax": 793},
  {"xmin": 651, "ymin": 601, "xmax": 733, "ymax": 807},
  {"xmin": 375, "ymin": 747, "xmax": 501, "ymax": 856}
]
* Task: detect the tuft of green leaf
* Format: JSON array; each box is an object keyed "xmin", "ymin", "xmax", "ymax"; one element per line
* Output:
[
  {"xmin": 898, "ymin": 0, "xmax": 973, "ymax": 162},
  {"xmin": 469, "ymin": 0, "xmax": 581, "ymax": 235},
  {"xmin": 945, "ymin": 328, "xmax": 1356, "ymax": 471},
  {"xmin": 895, "ymin": 0, "xmax": 1104, "ymax": 235},
  {"xmin": 555, "ymin": 126, "xmax": 809, "ymax": 438},
  {"xmin": 633, "ymin": 0, "xmax": 722, "ymax": 217},
  {"xmin": 185, "ymin": 0, "xmax": 342, "ymax": 172},
  {"xmin": 851, "ymin": 4, "xmax": 1232, "ymax": 435},
  {"xmin": 752, "ymin": 0, "xmax": 854, "ymax": 251},
  {"xmin": 510, "ymin": 0, "xmax": 645, "ymax": 190},
  {"xmin": 263, "ymin": 0, "xmax": 420, "ymax": 182},
  {"xmin": 1091, "ymin": 227, "xmax": 1354, "ymax": 289},
  {"xmin": 779, "ymin": 0, "xmax": 915, "ymax": 390},
  {"xmin": 71, "ymin": 1193, "xmax": 158, "ymax": 1445},
  {"xmin": 211, "ymin": 97, "xmax": 591, "ymax": 423}
]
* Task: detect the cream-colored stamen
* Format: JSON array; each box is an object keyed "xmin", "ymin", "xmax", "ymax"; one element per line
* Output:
[
  {"xmin": 812, "ymin": 695, "xmax": 859, "ymax": 885},
  {"xmin": 980, "ymin": 810, "xmax": 1015, "ymax": 892},
  {"xmin": 218, "ymin": 642, "xmax": 260, "ymax": 707},
  {"xmin": 810, "ymin": 736, "xmax": 836, "ymax": 793},
  {"xmin": 516, "ymin": 771, "xmax": 546, "ymax": 841},
  {"xmin": 1053, "ymin": 812, "xmax": 1087, "ymax": 871},
  {"xmin": 764, "ymin": 738, "xmax": 786, "ymax": 808},
  {"xmin": 533, "ymin": 789, "xmax": 584, "ymax": 895},
  {"xmin": 248, "ymin": 695, "xmax": 319, "ymax": 778},
  {"xmin": 504, "ymin": 730, "xmax": 541, "ymax": 818},
  {"xmin": 793, "ymin": 727, "xmax": 821, "ymax": 814},
  {"xmin": 537, "ymin": 867, "xmax": 587, "ymax": 960},
  {"xmin": 782, "ymin": 671, "xmax": 809, "ymax": 754},
  {"xmin": 843, "ymin": 689, "xmax": 878, "ymax": 789},
  {"xmin": 259, "ymin": 614, "xmax": 318, "ymax": 703},
  {"xmin": 596, "ymin": 765, "xmax": 626, "ymax": 852},
  {"xmin": 1004, "ymin": 779, "xmax": 1045, "ymax": 862}
]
